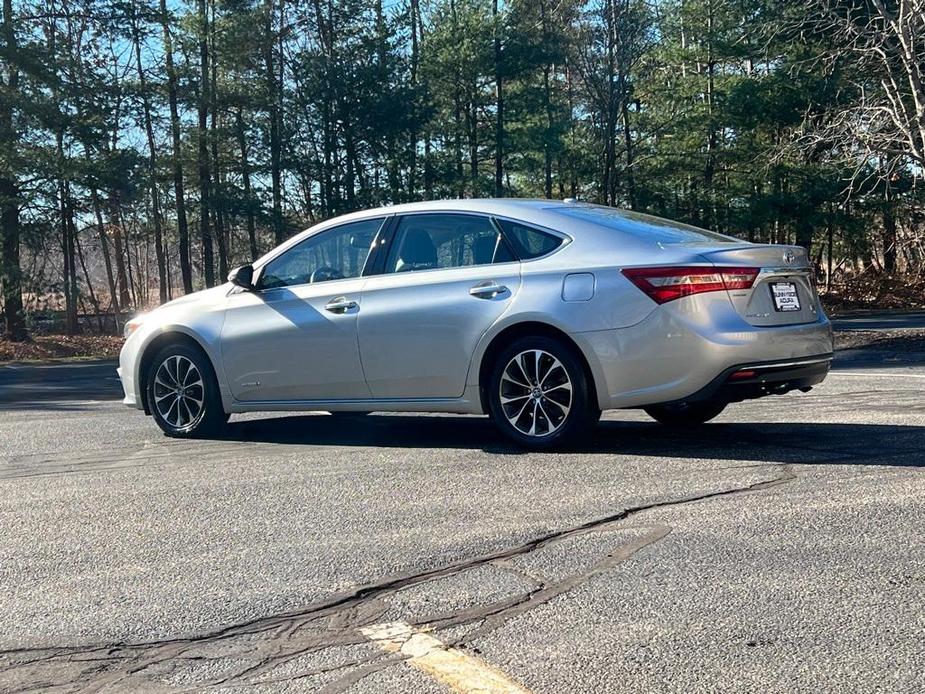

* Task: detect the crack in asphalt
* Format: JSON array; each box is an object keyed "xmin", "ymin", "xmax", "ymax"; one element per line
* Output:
[{"xmin": 0, "ymin": 464, "xmax": 796, "ymax": 693}]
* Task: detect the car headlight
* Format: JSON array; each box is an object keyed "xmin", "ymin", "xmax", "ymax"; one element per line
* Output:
[{"xmin": 123, "ymin": 316, "xmax": 145, "ymax": 339}]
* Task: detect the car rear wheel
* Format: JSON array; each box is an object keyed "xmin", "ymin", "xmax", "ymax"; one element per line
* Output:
[
  {"xmin": 487, "ymin": 336, "xmax": 599, "ymax": 449},
  {"xmin": 644, "ymin": 401, "xmax": 726, "ymax": 426},
  {"xmin": 147, "ymin": 343, "xmax": 228, "ymax": 438}
]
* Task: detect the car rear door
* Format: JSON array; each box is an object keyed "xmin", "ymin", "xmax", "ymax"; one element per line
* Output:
[{"xmin": 357, "ymin": 213, "xmax": 521, "ymax": 399}]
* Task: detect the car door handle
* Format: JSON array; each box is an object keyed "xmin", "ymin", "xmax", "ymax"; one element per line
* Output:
[
  {"xmin": 324, "ymin": 296, "xmax": 359, "ymax": 313},
  {"xmin": 469, "ymin": 282, "xmax": 509, "ymax": 299}
]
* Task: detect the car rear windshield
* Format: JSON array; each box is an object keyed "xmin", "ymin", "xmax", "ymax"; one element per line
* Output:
[{"xmin": 551, "ymin": 205, "xmax": 740, "ymax": 244}]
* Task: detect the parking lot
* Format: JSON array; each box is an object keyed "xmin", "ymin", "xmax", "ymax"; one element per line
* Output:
[{"xmin": 1, "ymin": 331, "xmax": 923, "ymax": 692}]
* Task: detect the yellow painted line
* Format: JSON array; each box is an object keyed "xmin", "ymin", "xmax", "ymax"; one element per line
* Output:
[{"xmin": 360, "ymin": 621, "xmax": 533, "ymax": 694}]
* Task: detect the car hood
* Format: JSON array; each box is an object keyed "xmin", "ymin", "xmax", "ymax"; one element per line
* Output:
[{"xmin": 157, "ymin": 284, "xmax": 231, "ymax": 311}]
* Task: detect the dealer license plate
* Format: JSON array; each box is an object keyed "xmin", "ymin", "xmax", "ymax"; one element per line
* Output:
[{"xmin": 770, "ymin": 282, "xmax": 801, "ymax": 312}]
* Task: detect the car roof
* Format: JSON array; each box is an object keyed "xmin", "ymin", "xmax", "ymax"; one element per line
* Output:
[
  {"xmin": 255, "ymin": 199, "xmax": 743, "ymax": 269},
  {"xmin": 254, "ymin": 199, "xmax": 581, "ymax": 268},
  {"xmin": 323, "ymin": 198, "xmax": 574, "ymax": 222}
]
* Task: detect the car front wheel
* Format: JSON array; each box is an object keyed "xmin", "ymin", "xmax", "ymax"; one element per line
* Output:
[
  {"xmin": 146, "ymin": 343, "xmax": 228, "ymax": 438},
  {"xmin": 487, "ymin": 336, "xmax": 599, "ymax": 449}
]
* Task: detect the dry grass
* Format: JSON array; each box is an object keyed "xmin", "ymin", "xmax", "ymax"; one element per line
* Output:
[
  {"xmin": 834, "ymin": 329, "xmax": 925, "ymax": 353},
  {"xmin": 3, "ymin": 314, "xmax": 924, "ymax": 365},
  {"xmin": 821, "ymin": 275, "xmax": 925, "ymax": 313},
  {"xmin": 0, "ymin": 334, "xmax": 124, "ymax": 363}
]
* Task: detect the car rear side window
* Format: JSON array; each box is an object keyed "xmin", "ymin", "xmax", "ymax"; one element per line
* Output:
[
  {"xmin": 494, "ymin": 219, "xmax": 564, "ymax": 259},
  {"xmin": 385, "ymin": 214, "xmax": 516, "ymax": 273}
]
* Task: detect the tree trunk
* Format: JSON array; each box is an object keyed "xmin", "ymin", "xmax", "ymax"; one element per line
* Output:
[
  {"xmin": 0, "ymin": 0, "xmax": 25, "ymax": 340},
  {"xmin": 0, "ymin": 178, "xmax": 24, "ymax": 340},
  {"xmin": 60, "ymin": 182, "xmax": 79, "ymax": 334},
  {"xmin": 209, "ymin": 0, "xmax": 228, "ymax": 280},
  {"xmin": 467, "ymin": 95, "xmax": 478, "ymax": 196},
  {"xmin": 74, "ymin": 230, "xmax": 103, "ymax": 332},
  {"xmin": 602, "ymin": 0, "xmax": 618, "ymax": 205},
  {"xmin": 542, "ymin": 64, "xmax": 553, "ymax": 199},
  {"xmin": 236, "ymin": 110, "xmax": 258, "ymax": 261},
  {"xmin": 883, "ymin": 203, "xmax": 897, "ymax": 273},
  {"xmin": 89, "ymin": 184, "xmax": 121, "ymax": 327},
  {"xmin": 107, "ymin": 192, "xmax": 132, "ymax": 309},
  {"xmin": 566, "ymin": 61, "xmax": 577, "ymax": 197},
  {"xmin": 159, "ymin": 0, "xmax": 192, "ymax": 293},
  {"xmin": 704, "ymin": 0, "xmax": 717, "ymax": 226},
  {"xmin": 795, "ymin": 217, "xmax": 813, "ymax": 254},
  {"xmin": 882, "ymin": 158, "xmax": 897, "ymax": 273},
  {"xmin": 826, "ymin": 204, "xmax": 834, "ymax": 292},
  {"xmin": 265, "ymin": 0, "xmax": 284, "ymax": 243},
  {"xmin": 621, "ymin": 97, "xmax": 636, "ymax": 209},
  {"xmin": 451, "ymin": 0, "xmax": 464, "ymax": 198},
  {"xmin": 132, "ymin": 1, "xmax": 167, "ymax": 303},
  {"xmin": 492, "ymin": 0, "xmax": 503, "ymax": 197},
  {"xmin": 409, "ymin": 0, "xmax": 420, "ymax": 199},
  {"xmin": 423, "ymin": 137, "xmax": 433, "ymax": 200},
  {"xmin": 344, "ymin": 106, "xmax": 357, "ymax": 210},
  {"xmin": 48, "ymin": 10, "xmax": 78, "ymax": 334},
  {"xmin": 198, "ymin": 0, "xmax": 214, "ymax": 287},
  {"xmin": 540, "ymin": 0, "xmax": 553, "ymax": 199},
  {"xmin": 453, "ymin": 86, "xmax": 464, "ymax": 197}
]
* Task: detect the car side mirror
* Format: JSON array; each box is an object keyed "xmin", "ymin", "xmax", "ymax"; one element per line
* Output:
[{"xmin": 228, "ymin": 264, "xmax": 254, "ymax": 290}]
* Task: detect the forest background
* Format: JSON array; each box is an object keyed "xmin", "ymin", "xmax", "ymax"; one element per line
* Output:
[{"xmin": 1, "ymin": 0, "xmax": 924, "ymax": 344}]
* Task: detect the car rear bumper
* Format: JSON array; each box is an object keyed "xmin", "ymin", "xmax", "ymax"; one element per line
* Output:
[
  {"xmin": 656, "ymin": 354, "xmax": 832, "ymax": 405},
  {"xmin": 573, "ymin": 297, "xmax": 835, "ymax": 410}
]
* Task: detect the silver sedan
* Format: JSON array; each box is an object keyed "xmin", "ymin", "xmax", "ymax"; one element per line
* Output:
[{"xmin": 118, "ymin": 199, "xmax": 834, "ymax": 448}]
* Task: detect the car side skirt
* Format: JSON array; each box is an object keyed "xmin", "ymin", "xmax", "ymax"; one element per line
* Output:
[{"xmin": 227, "ymin": 385, "xmax": 485, "ymax": 415}]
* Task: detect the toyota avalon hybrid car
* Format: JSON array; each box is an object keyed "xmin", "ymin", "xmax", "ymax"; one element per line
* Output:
[{"xmin": 119, "ymin": 199, "xmax": 834, "ymax": 448}]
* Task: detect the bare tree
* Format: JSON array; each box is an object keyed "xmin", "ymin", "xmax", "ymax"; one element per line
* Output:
[
  {"xmin": 808, "ymin": 0, "xmax": 925, "ymax": 168},
  {"xmin": 130, "ymin": 0, "xmax": 167, "ymax": 303},
  {"xmin": 159, "ymin": 0, "xmax": 193, "ymax": 293}
]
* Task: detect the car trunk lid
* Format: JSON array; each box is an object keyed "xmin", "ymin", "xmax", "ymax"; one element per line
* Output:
[{"xmin": 689, "ymin": 243, "xmax": 821, "ymax": 326}]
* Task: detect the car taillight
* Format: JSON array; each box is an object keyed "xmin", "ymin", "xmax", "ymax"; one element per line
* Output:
[{"xmin": 621, "ymin": 266, "xmax": 759, "ymax": 304}]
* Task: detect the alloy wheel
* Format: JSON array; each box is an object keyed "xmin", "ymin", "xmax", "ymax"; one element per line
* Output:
[
  {"xmin": 153, "ymin": 355, "xmax": 205, "ymax": 431},
  {"xmin": 499, "ymin": 349, "xmax": 573, "ymax": 437}
]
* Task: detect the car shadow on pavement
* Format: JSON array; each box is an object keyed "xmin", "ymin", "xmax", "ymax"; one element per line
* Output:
[{"xmin": 218, "ymin": 414, "xmax": 925, "ymax": 467}]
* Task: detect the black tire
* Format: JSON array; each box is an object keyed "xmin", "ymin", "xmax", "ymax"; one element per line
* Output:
[
  {"xmin": 487, "ymin": 335, "xmax": 599, "ymax": 449},
  {"xmin": 146, "ymin": 342, "xmax": 228, "ymax": 438},
  {"xmin": 644, "ymin": 401, "xmax": 727, "ymax": 426}
]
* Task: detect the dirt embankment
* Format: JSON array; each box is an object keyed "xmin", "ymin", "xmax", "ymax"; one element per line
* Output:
[
  {"xmin": 0, "ymin": 334, "xmax": 124, "ymax": 363},
  {"xmin": 834, "ymin": 329, "xmax": 925, "ymax": 353}
]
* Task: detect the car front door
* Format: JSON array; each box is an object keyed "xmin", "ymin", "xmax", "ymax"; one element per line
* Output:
[
  {"xmin": 357, "ymin": 213, "xmax": 521, "ymax": 399},
  {"xmin": 220, "ymin": 218, "xmax": 385, "ymax": 402}
]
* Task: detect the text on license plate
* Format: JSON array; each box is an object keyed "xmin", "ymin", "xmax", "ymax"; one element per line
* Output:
[{"xmin": 770, "ymin": 282, "xmax": 801, "ymax": 312}]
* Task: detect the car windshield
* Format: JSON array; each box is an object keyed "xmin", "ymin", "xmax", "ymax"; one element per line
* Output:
[{"xmin": 550, "ymin": 205, "xmax": 741, "ymax": 244}]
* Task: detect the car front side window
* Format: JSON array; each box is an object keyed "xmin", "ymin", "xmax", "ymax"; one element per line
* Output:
[
  {"xmin": 385, "ymin": 214, "xmax": 515, "ymax": 274},
  {"xmin": 258, "ymin": 218, "xmax": 384, "ymax": 289}
]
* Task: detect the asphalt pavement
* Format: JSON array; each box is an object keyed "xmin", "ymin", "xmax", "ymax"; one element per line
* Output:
[
  {"xmin": 0, "ymin": 332, "xmax": 923, "ymax": 693},
  {"xmin": 830, "ymin": 310, "xmax": 925, "ymax": 331}
]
